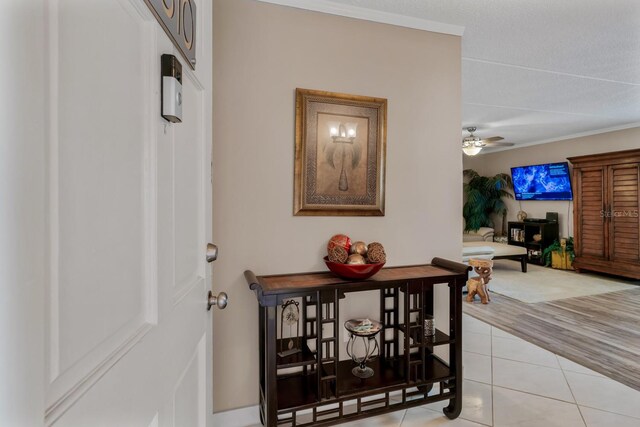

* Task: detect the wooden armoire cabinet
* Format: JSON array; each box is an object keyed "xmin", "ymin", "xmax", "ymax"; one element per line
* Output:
[{"xmin": 568, "ymin": 149, "xmax": 640, "ymax": 279}]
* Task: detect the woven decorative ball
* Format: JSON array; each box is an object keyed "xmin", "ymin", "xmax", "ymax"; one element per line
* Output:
[
  {"xmin": 328, "ymin": 245, "xmax": 349, "ymax": 263},
  {"xmin": 368, "ymin": 242, "xmax": 384, "ymax": 252},
  {"xmin": 367, "ymin": 245, "xmax": 386, "ymax": 264}
]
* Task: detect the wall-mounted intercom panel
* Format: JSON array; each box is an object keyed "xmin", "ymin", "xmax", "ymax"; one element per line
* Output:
[{"xmin": 161, "ymin": 54, "xmax": 182, "ymax": 123}]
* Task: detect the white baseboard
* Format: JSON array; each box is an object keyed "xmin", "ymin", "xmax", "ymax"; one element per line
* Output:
[{"xmin": 213, "ymin": 405, "xmax": 260, "ymax": 427}]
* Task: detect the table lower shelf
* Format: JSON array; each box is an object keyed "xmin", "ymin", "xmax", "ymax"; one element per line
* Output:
[
  {"xmin": 277, "ymin": 355, "xmax": 452, "ymax": 411},
  {"xmin": 398, "ymin": 326, "xmax": 454, "ymax": 348},
  {"xmin": 277, "ymin": 373, "xmax": 319, "ymax": 410}
]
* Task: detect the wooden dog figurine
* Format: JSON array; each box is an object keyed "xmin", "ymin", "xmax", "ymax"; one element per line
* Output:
[{"xmin": 466, "ymin": 259, "xmax": 493, "ymax": 304}]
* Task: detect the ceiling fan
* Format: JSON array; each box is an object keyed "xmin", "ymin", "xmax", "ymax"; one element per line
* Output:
[{"xmin": 462, "ymin": 127, "xmax": 514, "ymax": 156}]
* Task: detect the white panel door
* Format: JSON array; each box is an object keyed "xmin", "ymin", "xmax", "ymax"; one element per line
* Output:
[
  {"xmin": 1, "ymin": 1, "xmax": 47, "ymax": 426},
  {"xmin": 39, "ymin": 0, "xmax": 214, "ymax": 426}
]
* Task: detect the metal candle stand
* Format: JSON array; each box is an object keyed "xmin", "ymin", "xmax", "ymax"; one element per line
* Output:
[{"xmin": 345, "ymin": 319, "xmax": 382, "ymax": 378}]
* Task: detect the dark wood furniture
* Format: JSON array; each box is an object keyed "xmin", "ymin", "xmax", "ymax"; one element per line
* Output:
[
  {"xmin": 245, "ymin": 258, "xmax": 470, "ymax": 427},
  {"xmin": 507, "ymin": 220, "xmax": 559, "ymax": 265},
  {"xmin": 492, "ymin": 251, "xmax": 528, "ymax": 273},
  {"xmin": 568, "ymin": 149, "xmax": 640, "ymax": 279}
]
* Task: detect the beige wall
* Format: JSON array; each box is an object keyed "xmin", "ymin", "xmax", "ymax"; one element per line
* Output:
[
  {"xmin": 464, "ymin": 127, "xmax": 640, "ymax": 237},
  {"xmin": 212, "ymin": 0, "xmax": 462, "ymax": 411}
]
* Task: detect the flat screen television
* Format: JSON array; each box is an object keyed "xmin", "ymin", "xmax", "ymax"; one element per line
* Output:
[{"xmin": 511, "ymin": 162, "xmax": 573, "ymax": 201}]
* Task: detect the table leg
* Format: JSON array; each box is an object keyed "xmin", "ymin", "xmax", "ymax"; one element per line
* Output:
[
  {"xmin": 444, "ymin": 279, "xmax": 463, "ymax": 419},
  {"xmin": 265, "ymin": 305, "xmax": 277, "ymax": 426}
]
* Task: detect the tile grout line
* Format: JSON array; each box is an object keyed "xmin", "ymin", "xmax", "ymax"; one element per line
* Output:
[
  {"xmin": 463, "ymin": 349, "xmax": 492, "ymax": 357},
  {"xmin": 490, "ymin": 384, "xmax": 577, "ymax": 405},
  {"xmin": 561, "ymin": 365, "xmax": 640, "ymax": 421},
  {"xmin": 462, "ymin": 376, "xmax": 493, "ymax": 387},
  {"xmin": 489, "ymin": 354, "xmax": 561, "ymax": 370},
  {"xmin": 489, "ymin": 323, "xmax": 593, "ymax": 418},
  {"xmin": 576, "ymin": 403, "xmax": 640, "ymax": 421},
  {"xmin": 462, "ymin": 322, "xmax": 495, "ymax": 426},
  {"xmin": 490, "ymin": 335, "xmax": 522, "ymax": 341},
  {"xmin": 468, "ymin": 330, "xmax": 567, "ymax": 370},
  {"xmin": 398, "ymin": 408, "xmax": 407, "ymax": 427},
  {"xmin": 490, "ymin": 326, "xmax": 495, "ymax": 427},
  {"xmin": 489, "ymin": 325, "xmax": 587, "ymax": 405},
  {"xmin": 557, "ymin": 353, "xmax": 588, "ymax": 427}
]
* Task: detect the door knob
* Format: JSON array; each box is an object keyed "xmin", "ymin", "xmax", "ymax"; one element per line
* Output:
[
  {"xmin": 206, "ymin": 243, "xmax": 218, "ymax": 263},
  {"xmin": 207, "ymin": 291, "xmax": 228, "ymax": 310}
]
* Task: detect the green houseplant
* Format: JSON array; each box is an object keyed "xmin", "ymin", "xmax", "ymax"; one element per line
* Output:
[
  {"xmin": 542, "ymin": 237, "xmax": 575, "ymax": 269},
  {"xmin": 463, "ymin": 169, "xmax": 514, "ymax": 235}
]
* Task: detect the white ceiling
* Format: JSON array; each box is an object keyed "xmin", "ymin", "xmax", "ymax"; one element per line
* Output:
[{"xmin": 287, "ymin": 0, "xmax": 640, "ymax": 150}]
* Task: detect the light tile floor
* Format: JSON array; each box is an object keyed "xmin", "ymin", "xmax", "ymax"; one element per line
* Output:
[{"xmin": 226, "ymin": 313, "xmax": 640, "ymax": 427}]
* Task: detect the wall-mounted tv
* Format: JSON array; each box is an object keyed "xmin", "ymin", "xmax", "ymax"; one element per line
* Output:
[{"xmin": 511, "ymin": 162, "xmax": 573, "ymax": 201}]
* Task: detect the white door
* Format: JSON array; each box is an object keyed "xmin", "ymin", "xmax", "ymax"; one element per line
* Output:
[{"xmin": 1, "ymin": 1, "xmax": 216, "ymax": 426}]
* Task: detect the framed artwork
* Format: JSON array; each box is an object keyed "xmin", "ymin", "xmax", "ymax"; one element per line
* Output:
[{"xmin": 294, "ymin": 88, "xmax": 387, "ymax": 216}]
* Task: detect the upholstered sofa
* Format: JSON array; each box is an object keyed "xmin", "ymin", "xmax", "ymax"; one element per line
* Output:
[
  {"xmin": 462, "ymin": 227, "xmax": 527, "ymax": 272},
  {"xmin": 462, "ymin": 244, "xmax": 495, "ymax": 262},
  {"xmin": 463, "ymin": 227, "xmax": 494, "ymax": 243}
]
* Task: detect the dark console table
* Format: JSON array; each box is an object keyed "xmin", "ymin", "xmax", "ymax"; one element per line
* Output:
[{"xmin": 245, "ymin": 257, "xmax": 470, "ymax": 426}]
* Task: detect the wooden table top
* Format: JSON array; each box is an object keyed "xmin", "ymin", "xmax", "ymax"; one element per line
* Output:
[{"xmin": 246, "ymin": 258, "xmax": 470, "ymax": 297}]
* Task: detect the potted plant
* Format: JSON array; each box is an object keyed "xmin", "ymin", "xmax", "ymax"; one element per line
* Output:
[
  {"xmin": 542, "ymin": 237, "xmax": 575, "ymax": 270},
  {"xmin": 463, "ymin": 169, "xmax": 514, "ymax": 236}
]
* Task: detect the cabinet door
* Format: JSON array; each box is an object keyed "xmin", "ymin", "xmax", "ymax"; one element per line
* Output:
[
  {"xmin": 608, "ymin": 164, "xmax": 640, "ymax": 263},
  {"xmin": 575, "ymin": 167, "xmax": 607, "ymax": 259}
]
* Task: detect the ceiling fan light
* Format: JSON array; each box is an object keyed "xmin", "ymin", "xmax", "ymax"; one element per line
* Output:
[
  {"xmin": 462, "ymin": 145, "xmax": 482, "ymax": 156},
  {"xmin": 463, "ymin": 136, "xmax": 481, "ymax": 144}
]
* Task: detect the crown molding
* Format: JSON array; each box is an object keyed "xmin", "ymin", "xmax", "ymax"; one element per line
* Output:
[
  {"xmin": 254, "ymin": 0, "xmax": 465, "ymax": 36},
  {"xmin": 480, "ymin": 122, "xmax": 640, "ymax": 154}
]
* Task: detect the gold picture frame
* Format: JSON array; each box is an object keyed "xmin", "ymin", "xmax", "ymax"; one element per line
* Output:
[{"xmin": 294, "ymin": 88, "xmax": 387, "ymax": 216}]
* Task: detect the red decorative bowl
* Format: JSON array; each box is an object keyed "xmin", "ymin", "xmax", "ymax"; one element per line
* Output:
[{"xmin": 324, "ymin": 256, "xmax": 385, "ymax": 280}]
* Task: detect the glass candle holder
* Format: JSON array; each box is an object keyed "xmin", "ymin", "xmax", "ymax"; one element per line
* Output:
[{"xmin": 424, "ymin": 315, "xmax": 435, "ymax": 337}]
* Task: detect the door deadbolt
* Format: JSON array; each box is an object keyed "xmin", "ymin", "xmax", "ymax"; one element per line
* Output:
[{"xmin": 206, "ymin": 243, "xmax": 218, "ymax": 263}]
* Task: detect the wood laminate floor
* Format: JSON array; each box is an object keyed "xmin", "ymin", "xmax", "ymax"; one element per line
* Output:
[{"xmin": 464, "ymin": 287, "xmax": 640, "ymax": 392}]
